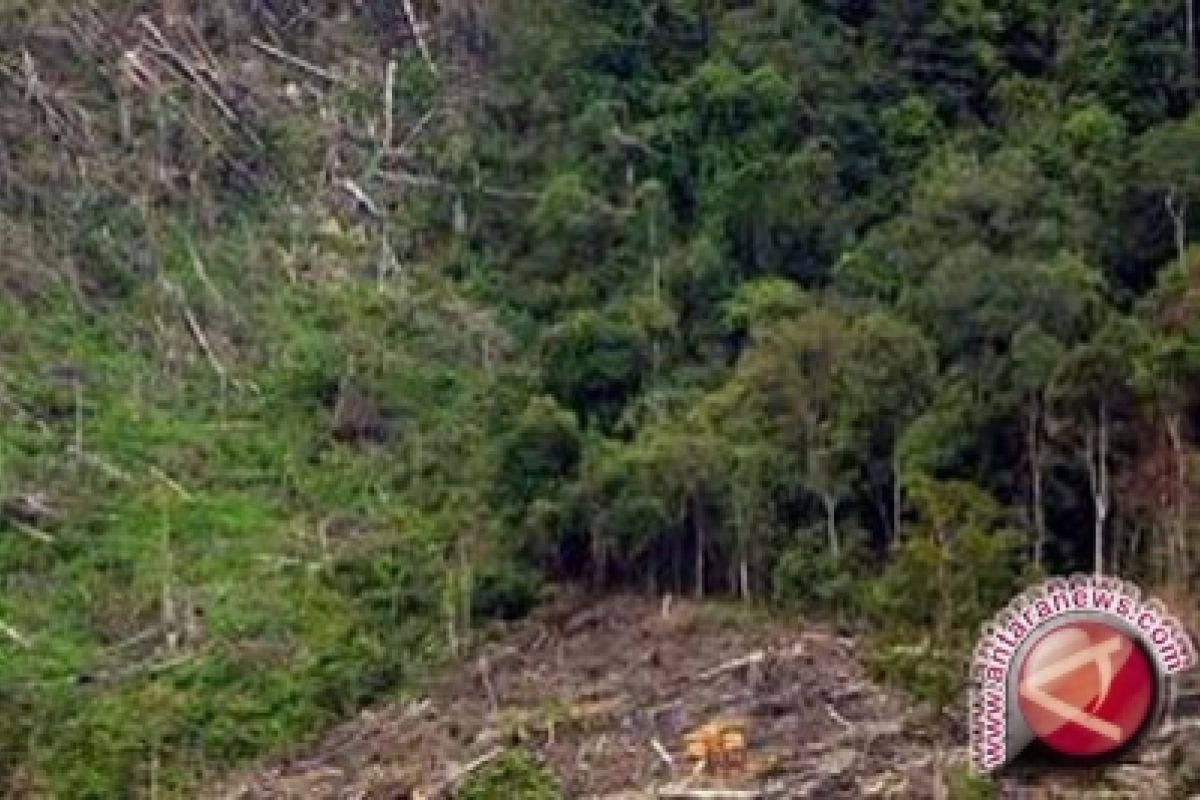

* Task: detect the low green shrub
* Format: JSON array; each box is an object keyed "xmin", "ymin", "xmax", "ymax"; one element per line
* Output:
[
  {"xmin": 770, "ymin": 533, "xmax": 872, "ymax": 624},
  {"xmin": 457, "ymin": 748, "xmax": 561, "ymax": 799}
]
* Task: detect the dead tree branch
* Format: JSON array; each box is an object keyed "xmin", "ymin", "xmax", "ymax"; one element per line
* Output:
[
  {"xmin": 696, "ymin": 651, "xmax": 765, "ymax": 681},
  {"xmin": 9, "ymin": 519, "xmax": 55, "ymax": 544},
  {"xmin": 424, "ymin": 747, "xmax": 503, "ymax": 798},
  {"xmin": 250, "ymin": 37, "xmax": 346, "ymax": 85},
  {"xmin": 69, "ymin": 446, "xmax": 133, "ymax": 483},
  {"xmin": 401, "ymin": 0, "xmax": 438, "ymax": 74},
  {"xmin": 137, "ymin": 16, "xmax": 238, "ymax": 123},
  {"xmin": 0, "ymin": 619, "xmax": 32, "ymax": 648}
]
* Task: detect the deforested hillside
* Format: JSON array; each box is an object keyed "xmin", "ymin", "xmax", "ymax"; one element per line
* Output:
[
  {"xmin": 2, "ymin": 1, "xmax": 1200, "ymax": 797},
  {"xmin": 1, "ymin": 2, "xmax": 512, "ymax": 796},
  {"xmin": 218, "ymin": 594, "xmax": 964, "ymax": 798},
  {"xmin": 217, "ymin": 593, "xmax": 1196, "ymax": 798}
]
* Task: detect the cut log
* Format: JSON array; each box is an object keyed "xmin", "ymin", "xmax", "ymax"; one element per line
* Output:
[
  {"xmin": 696, "ymin": 651, "xmax": 764, "ymax": 681},
  {"xmin": 422, "ymin": 747, "xmax": 503, "ymax": 798},
  {"xmin": 655, "ymin": 789, "xmax": 764, "ymax": 799}
]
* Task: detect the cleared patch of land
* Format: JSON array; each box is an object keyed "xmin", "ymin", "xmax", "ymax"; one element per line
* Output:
[{"xmin": 216, "ymin": 592, "xmax": 951, "ymax": 798}]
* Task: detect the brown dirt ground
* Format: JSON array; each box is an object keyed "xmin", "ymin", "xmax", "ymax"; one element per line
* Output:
[
  {"xmin": 214, "ymin": 591, "xmax": 1192, "ymax": 799},
  {"xmin": 213, "ymin": 591, "xmax": 951, "ymax": 799}
]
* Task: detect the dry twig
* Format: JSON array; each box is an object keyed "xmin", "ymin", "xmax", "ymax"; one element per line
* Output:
[
  {"xmin": 137, "ymin": 16, "xmax": 238, "ymax": 123},
  {"xmin": 149, "ymin": 465, "xmax": 192, "ymax": 499},
  {"xmin": 0, "ymin": 619, "xmax": 32, "ymax": 648},
  {"xmin": 401, "ymin": 0, "xmax": 438, "ymax": 74},
  {"xmin": 421, "ymin": 747, "xmax": 503, "ymax": 798},
  {"xmin": 824, "ymin": 703, "xmax": 852, "ymax": 729},
  {"xmin": 250, "ymin": 37, "xmax": 345, "ymax": 85},
  {"xmin": 384, "ymin": 60, "xmax": 396, "ymax": 149},
  {"xmin": 656, "ymin": 788, "xmax": 764, "ymax": 799},
  {"xmin": 69, "ymin": 445, "xmax": 133, "ymax": 483},
  {"xmin": 9, "ymin": 519, "xmax": 55, "ymax": 544},
  {"xmin": 338, "ymin": 177, "xmax": 382, "ymax": 217},
  {"xmin": 696, "ymin": 651, "xmax": 765, "ymax": 681},
  {"xmin": 652, "ymin": 738, "xmax": 676, "ymax": 769}
]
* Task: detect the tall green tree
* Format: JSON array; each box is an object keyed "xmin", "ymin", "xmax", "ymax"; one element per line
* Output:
[
  {"xmin": 1134, "ymin": 249, "xmax": 1200, "ymax": 583},
  {"xmin": 839, "ymin": 312, "xmax": 938, "ymax": 540},
  {"xmin": 1050, "ymin": 318, "xmax": 1143, "ymax": 575},
  {"xmin": 1010, "ymin": 323, "xmax": 1066, "ymax": 567},
  {"xmin": 737, "ymin": 305, "xmax": 856, "ymax": 559}
]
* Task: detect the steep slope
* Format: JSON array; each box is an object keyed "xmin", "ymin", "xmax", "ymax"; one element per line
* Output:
[
  {"xmin": 217, "ymin": 593, "xmax": 950, "ymax": 798},
  {"xmin": 217, "ymin": 592, "xmax": 1199, "ymax": 798},
  {"xmin": 0, "ymin": 3, "xmax": 509, "ymax": 795}
]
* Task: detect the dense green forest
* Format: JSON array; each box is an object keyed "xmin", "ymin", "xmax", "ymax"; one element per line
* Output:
[{"xmin": 1, "ymin": 0, "xmax": 1199, "ymax": 795}]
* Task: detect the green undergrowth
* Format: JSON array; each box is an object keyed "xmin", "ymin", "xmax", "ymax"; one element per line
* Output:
[
  {"xmin": 0, "ymin": 209, "xmax": 512, "ymax": 795},
  {"xmin": 457, "ymin": 749, "xmax": 562, "ymax": 800}
]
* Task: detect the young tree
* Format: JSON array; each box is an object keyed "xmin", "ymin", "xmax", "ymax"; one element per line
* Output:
[
  {"xmin": 635, "ymin": 414, "xmax": 729, "ymax": 597},
  {"xmin": 1011, "ymin": 323, "xmax": 1066, "ymax": 567},
  {"xmin": 1130, "ymin": 111, "xmax": 1200, "ymax": 286},
  {"xmin": 1135, "ymin": 336, "xmax": 1200, "ymax": 583},
  {"xmin": 1135, "ymin": 250, "xmax": 1200, "ymax": 583},
  {"xmin": 698, "ymin": 376, "xmax": 788, "ymax": 600},
  {"xmin": 737, "ymin": 306, "xmax": 855, "ymax": 559},
  {"xmin": 839, "ymin": 312, "xmax": 937, "ymax": 541},
  {"xmin": 539, "ymin": 309, "xmax": 649, "ymax": 429},
  {"xmin": 869, "ymin": 475, "xmax": 1026, "ymax": 708},
  {"xmin": 575, "ymin": 411, "xmax": 729, "ymax": 597},
  {"xmin": 1050, "ymin": 318, "xmax": 1140, "ymax": 575}
]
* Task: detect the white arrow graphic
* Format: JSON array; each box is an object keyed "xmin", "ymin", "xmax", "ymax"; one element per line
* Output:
[{"xmin": 1019, "ymin": 636, "xmax": 1125, "ymax": 742}]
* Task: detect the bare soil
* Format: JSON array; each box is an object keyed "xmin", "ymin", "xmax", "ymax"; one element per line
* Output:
[
  {"xmin": 215, "ymin": 591, "xmax": 1191, "ymax": 799},
  {"xmin": 214, "ymin": 591, "xmax": 950, "ymax": 798}
]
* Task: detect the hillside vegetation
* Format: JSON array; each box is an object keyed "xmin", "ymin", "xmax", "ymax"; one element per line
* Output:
[{"xmin": 1, "ymin": 1, "xmax": 1199, "ymax": 797}]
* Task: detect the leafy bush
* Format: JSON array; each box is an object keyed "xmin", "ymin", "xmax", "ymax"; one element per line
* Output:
[
  {"xmin": 457, "ymin": 748, "xmax": 561, "ymax": 800},
  {"xmin": 946, "ymin": 764, "xmax": 999, "ymax": 799},
  {"xmin": 472, "ymin": 561, "xmax": 545, "ymax": 622},
  {"xmin": 771, "ymin": 533, "xmax": 872, "ymax": 622},
  {"xmin": 493, "ymin": 396, "xmax": 582, "ymax": 512},
  {"xmin": 861, "ymin": 478, "xmax": 1028, "ymax": 707}
]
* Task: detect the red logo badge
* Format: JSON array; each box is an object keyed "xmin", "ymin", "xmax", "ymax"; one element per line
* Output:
[{"xmin": 1016, "ymin": 619, "xmax": 1156, "ymax": 759}]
